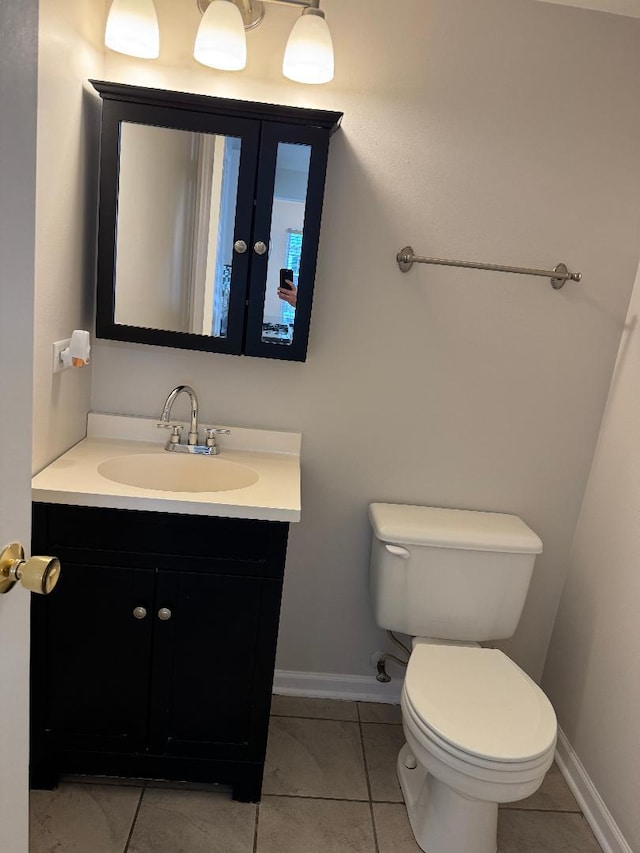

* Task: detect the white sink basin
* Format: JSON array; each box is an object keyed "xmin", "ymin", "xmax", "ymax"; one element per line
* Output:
[
  {"xmin": 32, "ymin": 413, "xmax": 301, "ymax": 521},
  {"xmin": 98, "ymin": 453, "xmax": 260, "ymax": 493}
]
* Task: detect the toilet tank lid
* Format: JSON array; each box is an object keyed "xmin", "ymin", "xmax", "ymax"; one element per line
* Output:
[{"xmin": 369, "ymin": 504, "xmax": 543, "ymax": 554}]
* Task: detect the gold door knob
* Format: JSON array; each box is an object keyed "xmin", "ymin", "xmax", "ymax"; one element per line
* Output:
[
  {"xmin": 21, "ymin": 555, "xmax": 61, "ymax": 594},
  {"xmin": 0, "ymin": 543, "xmax": 61, "ymax": 595}
]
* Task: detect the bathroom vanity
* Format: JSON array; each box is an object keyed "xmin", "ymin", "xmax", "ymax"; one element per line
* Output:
[{"xmin": 29, "ymin": 414, "xmax": 301, "ymax": 801}]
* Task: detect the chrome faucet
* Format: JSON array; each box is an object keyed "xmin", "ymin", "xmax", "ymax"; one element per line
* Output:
[
  {"xmin": 159, "ymin": 385, "xmax": 200, "ymax": 445},
  {"xmin": 157, "ymin": 385, "xmax": 229, "ymax": 455}
]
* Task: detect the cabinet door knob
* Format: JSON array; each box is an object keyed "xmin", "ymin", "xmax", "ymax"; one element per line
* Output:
[
  {"xmin": 233, "ymin": 239, "xmax": 248, "ymax": 254},
  {"xmin": 133, "ymin": 606, "xmax": 147, "ymax": 620},
  {"xmin": 158, "ymin": 607, "xmax": 172, "ymax": 621},
  {"xmin": 253, "ymin": 241, "xmax": 268, "ymax": 256}
]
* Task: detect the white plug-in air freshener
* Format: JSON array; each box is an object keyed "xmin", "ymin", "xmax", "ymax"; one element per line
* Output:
[{"xmin": 60, "ymin": 330, "xmax": 91, "ymax": 368}]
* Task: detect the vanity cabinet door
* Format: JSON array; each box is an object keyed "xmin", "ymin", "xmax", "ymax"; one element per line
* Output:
[
  {"xmin": 148, "ymin": 570, "xmax": 282, "ymax": 761},
  {"xmin": 30, "ymin": 562, "xmax": 155, "ymax": 760}
]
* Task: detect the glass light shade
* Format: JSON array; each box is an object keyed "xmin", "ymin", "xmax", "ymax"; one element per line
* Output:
[
  {"xmin": 194, "ymin": 0, "xmax": 247, "ymax": 71},
  {"xmin": 105, "ymin": 0, "xmax": 160, "ymax": 59},
  {"xmin": 282, "ymin": 12, "xmax": 334, "ymax": 85}
]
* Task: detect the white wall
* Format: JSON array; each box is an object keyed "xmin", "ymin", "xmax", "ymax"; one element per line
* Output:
[
  {"xmin": 32, "ymin": 0, "xmax": 106, "ymax": 473},
  {"xmin": 537, "ymin": 0, "xmax": 640, "ymax": 17},
  {"xmin": 88, "ymin": 0, "xmax": 640, "ymax": 683},
  {"xmin": 542, "ymin": 261, "xmax": 640, "ymax": 851}
]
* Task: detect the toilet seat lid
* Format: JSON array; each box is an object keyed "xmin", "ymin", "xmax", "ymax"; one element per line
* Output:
[{"xmin": 404, "ymin": 644, "xmax": 557, "ymax": 763}]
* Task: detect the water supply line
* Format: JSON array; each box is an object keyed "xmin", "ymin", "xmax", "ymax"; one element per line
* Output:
[{"xmin": 375, "ymin": 631, "xmax": 411, "ymax": 683}]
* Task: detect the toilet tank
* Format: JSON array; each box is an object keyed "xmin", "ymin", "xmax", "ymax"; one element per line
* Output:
[{"xmin": 369, "ymin": 504, "xmax": 543, "ymax": 642}]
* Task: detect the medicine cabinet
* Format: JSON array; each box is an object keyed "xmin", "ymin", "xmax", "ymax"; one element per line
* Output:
[{"xmin": 91, "ymin": 80, "xmax": 342, "ymax": 361}]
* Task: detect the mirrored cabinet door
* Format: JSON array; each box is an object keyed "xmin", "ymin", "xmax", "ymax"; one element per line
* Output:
[
  {"xmin": 92, "ymin": 81, "xmax": 342, "ymax": 361},
  {"xmin": 244, "ymin": 124, "xmax": 330, "ymax": 361},
  {"xmin": 96, "ymin": 99, "xmax": 260, "ymax": 354},
  {"xmin": 114, "ymin": 124, "xmax": 242, "ymax": 340}
]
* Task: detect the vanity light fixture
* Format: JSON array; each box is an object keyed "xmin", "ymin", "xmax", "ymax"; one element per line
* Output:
[
  {"xmin": 105, "ymin": 0, "xmax": 334, "ymax": 84},
  {"xmin": 194, "ymin": 0, "xmax": 247, "ymax": 71},
  {"xmin": 195, "ymin": 0, "xmax": 334, "ymax": 83},
  {"xmin": 105, "ymin": 0, "xmax": 160, "ymax": 59},
  {"xmin": 282, "ymin": 2, "xmax": 334, "ymax": 84}
]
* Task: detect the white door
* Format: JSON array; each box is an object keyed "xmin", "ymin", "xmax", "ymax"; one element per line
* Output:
[{"xmin": 0, "ymin": 1, "xmax": 39, "ymax": 851}]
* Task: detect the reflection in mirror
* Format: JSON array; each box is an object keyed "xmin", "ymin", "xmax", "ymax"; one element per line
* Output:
[
  {"xmin": 114, "ymin": 122, "xmax": 241, "ymax": 337},
  {"xmin": 262, "ymin": 142, "xmax": 311, "ymax": 345}
]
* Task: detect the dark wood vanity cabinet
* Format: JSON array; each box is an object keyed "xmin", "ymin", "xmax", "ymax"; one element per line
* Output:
[{"xmin": 30, "ymin": 503, "xmax": 289, "ymax": 802}]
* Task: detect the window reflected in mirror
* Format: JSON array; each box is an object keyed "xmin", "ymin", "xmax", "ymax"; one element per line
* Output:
[
  {"xmin": 114, "ymin": 122, "xmax": 241, "ymax": 338},
  {"xmin": 261, "ymin": 142, "xmax": 311, "ymax": 346}
]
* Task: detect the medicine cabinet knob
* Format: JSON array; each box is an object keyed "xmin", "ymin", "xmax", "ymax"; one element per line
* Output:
[
  {"xmin": 253, "ymin": 241, "xmax": 268, "ymax": 256},
  {"xmin": 233, "ymin": 240, "xmax": 248, "ymax": 254},
  {"xmin": 0, "ymin": 543, "xmax": 61, "ymax": 595},
  {"xmin": 133, "ymin": 606, "xmax": 147, "ymax": 620},
  {"xmin": 158, "ymin": 607, "xmax": 172, "ymax": 621}
]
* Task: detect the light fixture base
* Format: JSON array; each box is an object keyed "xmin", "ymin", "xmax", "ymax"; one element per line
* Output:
[{"xmin": 197, "ymin": 0, "xmax": 265, "ymax": 31}]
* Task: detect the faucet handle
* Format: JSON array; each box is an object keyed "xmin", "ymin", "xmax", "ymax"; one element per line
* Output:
[
  {"xmin": 157, "ymin": 423, "xmax": 184, "ymax": 445},
  {"xmin": 204, "ymin": 427, "xmax": 230, "ymax": 449}
]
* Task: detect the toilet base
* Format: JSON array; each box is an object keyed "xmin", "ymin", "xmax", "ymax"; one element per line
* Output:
[{"xmin": 397, "ymin": 743, "xmax": 497, "ymax": 853}]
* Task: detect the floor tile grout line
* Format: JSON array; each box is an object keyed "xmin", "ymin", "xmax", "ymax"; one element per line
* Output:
[
  {"xmin": 253, "ymin": 802, "xmax": 260, "ymax": 853},
  {"xmin": 503, "ymin": 806, "xmax": 585, "ymax": 815},
  {"xmin": 368, "ymin": 797, "xmax": 382, "ymax": 852},
  {"xmin": 264, "ymin": 792, "xmax": 405, "ymax": 805},
  {"xmin": 358, "ymin": 716, "xmax": 374, "ymax": 803},
  {"xmin": 272, "ymin": 712, "xmax": 401, "ymax": 726},
  {"xmin": 271, "ymin": 713, "xmax": 360, "ymax": 724},
  {"xmin": 122, "ymin": 786, "xmax": 146, "ymax": 853},
  {"xmin": 357, "ymin": 709, "xmax": 381, "ymax": 853}
]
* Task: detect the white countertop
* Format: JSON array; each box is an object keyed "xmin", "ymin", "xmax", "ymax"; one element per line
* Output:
[{"xmin": 32, "ymin": 413, "xmax": 301, "ymax": 522}]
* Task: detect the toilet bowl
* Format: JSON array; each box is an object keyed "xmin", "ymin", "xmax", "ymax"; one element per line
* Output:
[{"xmin": 397, "ymin": 640, "xmax": 557, "ymax": 853}]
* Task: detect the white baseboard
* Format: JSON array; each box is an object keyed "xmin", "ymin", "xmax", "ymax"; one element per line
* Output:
[
  {"xmin": 273, "ymin": 669, "xmax": 402, "ymax": 704},
  {"xmin": 555, "ymin": 727, "xmax": 633, "ymax": 853}
]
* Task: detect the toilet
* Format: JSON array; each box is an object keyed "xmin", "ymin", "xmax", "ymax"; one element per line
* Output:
[{"xmin": 369, "ymin": 503, "xmax": 557, "ymax": 853}]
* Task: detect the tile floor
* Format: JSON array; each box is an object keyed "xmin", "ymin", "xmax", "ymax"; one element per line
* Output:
[{"xmin": 30, "ymin": 696, "xmax": 603, "ymax": 853}]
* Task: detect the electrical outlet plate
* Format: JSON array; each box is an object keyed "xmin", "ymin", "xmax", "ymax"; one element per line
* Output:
[{"xmin": 52, "ymin": 339, "xmax": 71, "ymax": 374}]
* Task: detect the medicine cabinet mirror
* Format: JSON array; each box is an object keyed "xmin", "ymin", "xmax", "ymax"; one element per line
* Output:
[{"xmin": 92, "ymin": 81, "xmax": 342, "ymax": 361}]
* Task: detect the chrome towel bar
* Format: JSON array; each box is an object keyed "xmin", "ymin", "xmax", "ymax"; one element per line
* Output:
[{"xmin": 396, "ymin": 246, "xmax": 582, "ymax": 290}]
